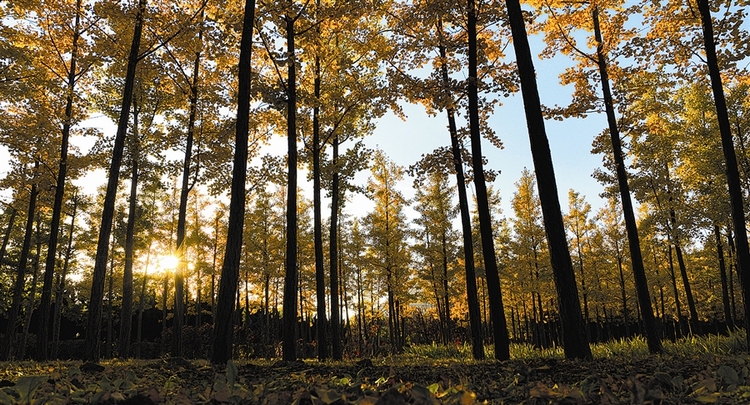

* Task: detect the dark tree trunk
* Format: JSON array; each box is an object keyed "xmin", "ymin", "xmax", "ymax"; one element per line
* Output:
[
  {"xmin": 330, "ymin": 136, "xmax": 342, "ymax": 360},
  {"xmin": 592, "ymin": 7, "xmax": 661, "ymax": 353},
  {"xmin": 715, "ymin": 225, "xmax": 734, "ymax": 329},
  {"xmin": 468, "ymin": 0, "xmax": 510, "ymax": 360},
  {"xmin": 1, "ymin": 168, "xmax": 39, "ymax": 361},
  {"xmin": 37, "ymin": 0, "xmax": 83, "ymax": 361},
  {"xmin": 697, "ymin": 0, "xmax": 750, "ymax": 348},
  {"xmin": 20, "ymin": 215, "xmax": 42, "ymax": 360},
  {"xmin": 119, "ymin": 101, "xmax": 141, "ymax": 359},
  {"xmin": 282, "ymin": 11, "xmax": 300, "ymax": 362},
  {"xmin": 211, "ymin": 0, "xmax": 255, "ymax": 365},
  {"xmin": 312, "ymin": 51, "xmax": 328, "ymax": 360},
  {"xmin": 85, "ymin": 0, "xmax": 146, "ymax": 361},
  {"xmin": 437, "ymin": 17, "xmax": 483, "ymax": 359},
  {"xmin": 52, "ymin": 196, "xmax": 77, "ymax": 359},
  {"xmin": 0, "ymin": 206, "xmax": 16, "ymax": 267},
  {"xmin": 504, "ymin": 0, "xmax": 591, "ymax": 359}
]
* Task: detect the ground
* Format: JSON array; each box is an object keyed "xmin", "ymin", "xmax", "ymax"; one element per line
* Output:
[{"xmin": 2, "ymin": 350, "xmax": 750, "ymax": 404}]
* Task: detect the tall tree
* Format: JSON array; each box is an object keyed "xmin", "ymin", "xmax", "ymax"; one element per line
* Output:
[
  {"xmin": 84, "ymin": 0, "xmax": 146, "ymax": 361},
  {"xmin": 696, "ymin": 0, "xmax": 750, "ymax": 347},
  {"xmin": 211, "ymin": 0, "xmax": 256, "ymax": 365},
  {"xmin": 502, "ymin": 0, "xmax": 591, "ymax": 359}
]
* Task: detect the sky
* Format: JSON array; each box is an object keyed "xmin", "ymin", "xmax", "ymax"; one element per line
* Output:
[{"xmin": 0, "ymin": 33, "xmax": 610, "ymax": 227}]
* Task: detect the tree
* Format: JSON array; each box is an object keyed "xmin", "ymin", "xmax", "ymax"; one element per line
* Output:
[
  {"xmin": 212, "ymin": 0, "xmax": 256, "ymax": 365},
  {"xmin": 85, "ymin": 0, "xmax": 147, "ymax": 361},
  {"xmin": 502, "ymin": 0, "xmax": 592, "ymax": 359},
  {"xmin": 365, "ymin": 150, "xmax": 412, "ymax": 353}
]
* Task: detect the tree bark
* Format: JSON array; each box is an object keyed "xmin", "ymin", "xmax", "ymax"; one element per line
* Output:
[
  {"xmin": 211, "ymin": 0, "xmax": 255, "ymax": 365},
  {"xmin": 468, "ymin": 0, "xmax": 510, "ymax": 360},
  {"xmin": 85, "ymin": 0, "xmax": 146, "ymax": 361},
  {"xmin": 282, "ymin": 11, "xmax": 300, "ymax": 362},
  {"xmin": 504, "ymin": 0, "xmax": 591, "ymax": 359},
  {"xmin": 330, "ymin": 136, "xmax": 342, "ymax": 360},
  {"xmin": 312, "ymin": 51, "xmax": 328, "ymax": 360},
  {"xmin": 437, "ymin": 17, "xmax": 483, "ymax": 359},
  {"xmin": 696, "ymin": 0, "xmax": 750, "ymax": 348},
  {"xmin": 1, "ymin": 167, "xmax": 39, "ymax": 361},
  {"xmin": 715, "ymin": 225, "xmax": 733, "ymax": 329},
  {"xmin": 592, "ymin": 6, "xmax": 661, "ymax": 353},
  {"xmin": 37, "ymin": 0, "xmax": 83, "ymax": 361},
  {"xmin": 52, "ymin": 196, "xmax": 77, "ymax": 359}
]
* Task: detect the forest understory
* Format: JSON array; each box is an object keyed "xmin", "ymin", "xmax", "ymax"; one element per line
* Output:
[{"xmin": 3, "ymin": 333, "xmax": 750, "ymax": 404}]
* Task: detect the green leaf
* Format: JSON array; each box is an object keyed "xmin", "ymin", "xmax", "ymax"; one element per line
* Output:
[
  {"xmin": 427, "ymin": 383, "xmax": 440, "ymax": 394},
  {"xmin": 14, "ymin": 376, "xmax": 47, "ymax": 403},
  {"xmin": 226, "ymin": 360, "xmax": 238, "ymax": 389},
  {"xmin": 654, "ymin": 372, "xmax": 673, "ymax": 389},
  {"xmin": 718, "ymin": 365, "xmax": 740, "ymax": 386}
]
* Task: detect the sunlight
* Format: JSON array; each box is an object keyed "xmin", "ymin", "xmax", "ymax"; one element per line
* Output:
[{"xmin": 156, "ymin": 254, "xmax": 179, "ymax": 274}]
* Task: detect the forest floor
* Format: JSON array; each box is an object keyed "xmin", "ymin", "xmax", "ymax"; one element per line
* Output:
[{"xmin": 2, "ymin": 337, "xmax": 750, "ymax": 404}]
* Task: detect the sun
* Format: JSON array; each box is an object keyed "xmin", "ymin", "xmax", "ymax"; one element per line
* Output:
[{"xmin": 157, "ymin": 254, "xmax": 179, "ymax": 273}]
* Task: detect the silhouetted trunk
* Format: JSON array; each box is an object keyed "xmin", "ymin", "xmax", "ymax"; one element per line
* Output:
[
  {"xmin": 312, "ymin": 50, "xmax": 328, "ymax": 360},
  {"xmin": 441, "ymin": 231, "xmax": 451, "ymax": 344},
  {"xmin": 37, "ymin": 0, "xmax": 83, "ymax": 361},
  {"xmin": 52, "ymin": 196, "xmax": 77, "ymax": 359},
  {"xmin": 468, "ymin": 0, "xmax": 510, "ymax": 360},
  {"xmin": 211, "ymin": 0, "xmax": 255, "ymax": 365},
  {"xmin": 21, "ymin": 213, "xmax": 43, "ymax": 360},
  {"xmin": 282, "ymin": 11, "xmax": 300, "ymax": 362},
  {"xmin": 592, "ymin": 6, "xmax": 660, "ymax": 353},
  {"xmin": 715, "ymin": 225, "xmax": 733, "ymax": 329},
  {"xmin": 504, "ymin": 0, "xmax": 591, "ymax": 359},
  {"xmin": 666, "ymin": 244, "xmax": 685, "ymax": 337},
  {"xmin": 330, "ymin": 136, "xmax": 342, "ymax": 360},
  {"xmin": 85, "ymin": 0, "xmax": 146, "ymax": 361},
  {"xmin": 135, "ymin": 243, "xmax": 152, "ymax": 358},
  {"xmin": 438, "ymin": 16, "xmax": 483, "ymax": 360},
  {"xmin": 119, "ymin": 101, "xmax": 141, "ymax": 358},
  {"xmin": 1, "ymin": 169, "xmax": 39, "ymax": 361},
  {"xmin": 0, "ymin": 206, "xmax": 16, "ymax": 267},
  {"xmin": 697, "ymin": 0, "xmax": 750, "ymax": 348}
]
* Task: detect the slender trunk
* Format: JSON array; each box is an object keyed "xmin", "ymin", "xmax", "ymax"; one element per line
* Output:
[
  {"xmin": 312, "ymin": 52, "xmax": 328, "ymax": 360},
  {"xmin": 0, "ymin": 206, "xmax": 16, "ymax": 267},
  {"xmin": 20, "ymin": 214, "xmax": 42, "ymax": 360},
  {"xmin": 119, "ymin": 102, "xmax": 140, "ymax": 359},
  {"xmin": 1, "ymin": 165, "xmax": 39, "ymax": 360},
  {"xmin": 727, "ymin": 227, "xmax": 738, "ymax": 322},
  {"xmin": 715, "ymin": 225, "xmax": 733, "ymax": 329},
  {"xmin": 439, "ymin": 30, "xmax": 483, "ymax": 358},
  {"xmin": 211, "ymin": 0, "xmax": 255, "ymax": 365},
  {"xmin": 135, "ymin": 243, "xmax": 152, "ymax": 358},
  {"xmin": 666, "ymin": 243, "xmax": 685, "ymax": 336},
  {"xmin": 330, "ymin": 136, "xmax": 342, "ymax": 359},
  {"xmin": 38, "ymin": 0, "xmax": 83, "ymax": 361},
  {"xmin": 282, "ymin": 12, "xmax": 299, "ymax": 361},
  {"xmin": 697, "ymin": 0, "xmax": 750, "ymax": 347},
  {"xmin": 505, "ymin": 0, "xmax": 590, "ymax": 359},
  {"xmin": 106, "ymin": 248, "xmax": 114, "ymax": 359},
  {"xmin": 85, "ymin": 0, "xmax": 146, "ymax": 361},
  {"xmin": 592, "ymin": 7, "xmax": 660, "ymax": 353},
  {"xmin": 52, "ymin": 197, "xmax": 77, "ymax": 359},
  {"xmin": 467, "ymin": 0, "xmax": 510, "ymax": 360}
]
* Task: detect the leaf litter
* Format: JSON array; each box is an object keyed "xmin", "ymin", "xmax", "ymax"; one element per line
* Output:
[{"xmin": 2, "ymin": 353, "xmax": 750, "ymax": 404}]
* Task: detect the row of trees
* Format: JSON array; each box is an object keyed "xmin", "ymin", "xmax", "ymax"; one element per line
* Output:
[{"xmin": 0, "ymin": 0, "xmax": 748, "ymax": 363}]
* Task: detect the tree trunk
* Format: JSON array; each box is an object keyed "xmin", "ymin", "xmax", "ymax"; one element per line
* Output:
[
  {"xmin": 504, "ymin": 0, "xmax": 591, "ymax": 359},
  {"xmin": 282, "ymin": 11, "xmax": 300, "ymax": 362},
  {"xmin": 119, "ymin": 101, "xmax": 141, "ymax": 359},
  {"xmin": 437, "ymin": 17, "xmax": 483, "ymax": 359},
  {"xmin": 20, "ymin": 214, "xmax": 42, "ymax": 360},
  {"xmin": 715, "ymin": 225, "xmax": 734, "ymax": 329},
  {"xmin": 330, "ymin": 136, "xmax": 342, "ymax": 360},
  {"xmin": 1, "ymin": 170, "xmax": 39, "ymax": 361},
  {"xmin": 312, "ymin": 51, "xmax": 328, "ymax": 360},
  {"xmin": 37, "ymin": 0, "xmax": 83, "ymax": 361},
  {"xmin": 468, "ymin": 0, "xmax": 510, "ymax": 360},
  {"xmin": 697, "ymin": 0, "xmax": 750, "ymax": 348},
  {"xmin": 0, "ymin": 206, "xmax": 16, "ymax": 267},
  {"xmin": 52, "ymin": 196, "xmax": 77, "ymax": 359},
  {"xmin": 85, "ymin": 0, "xmax": 146, "ymax": 361},
  {"xmin": 211, "ymin": 0, "xmax": 255, "ymax": 365},
  {"xmin": 135, "ymin": 242, "xmax": 152, "ymax": 358},
  {"xmin": 592, "ymin": 7, "xmax": 660, "ymax": 353}
]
